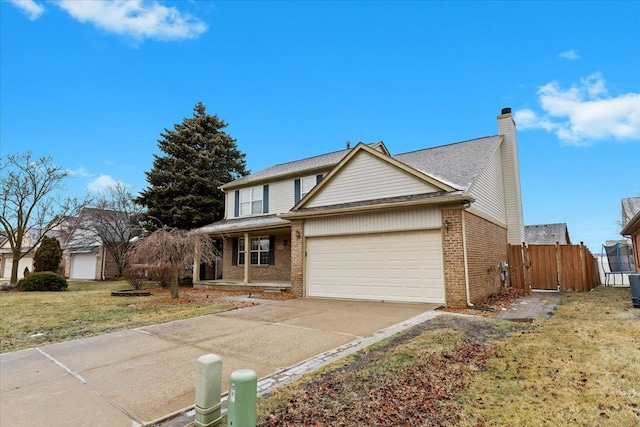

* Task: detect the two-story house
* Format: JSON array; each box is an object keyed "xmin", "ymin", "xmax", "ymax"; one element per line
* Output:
[{"xmin": 194, "ymin": 108, "xmax": 525, "ymax": 308}]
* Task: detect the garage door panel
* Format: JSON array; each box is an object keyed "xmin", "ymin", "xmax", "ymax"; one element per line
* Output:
[
  {"xmin": 307, "ymin": 230, "xmax": 445, "ymax": 304},
  {"xmin": 70, "ymin": 253, "xmax": 97, "ymax": 280}
]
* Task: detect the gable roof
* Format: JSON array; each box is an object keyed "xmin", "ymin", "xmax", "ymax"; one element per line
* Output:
[
  {"xmin": 622, "ymin": 197, "xmax": 640, "ymax": 228},
  {"xmin": 293, "ymin": 143, "xmax": 456, "ymax": 211},
  {"xmin": 525, "ymin": 223, "xmax": 571, "ymax": 245},
  {"xmin": 394, "ymin": 136, "xmax": 503, "ymax": 191},
  {"xmin": 222, "ymin": 135, "xmax": 503, "ymax": 194}
]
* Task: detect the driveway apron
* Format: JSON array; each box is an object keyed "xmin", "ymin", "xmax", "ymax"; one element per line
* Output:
[{"xmin": 1, "ymin": 298, "xmax": 439, "ymax": 426}]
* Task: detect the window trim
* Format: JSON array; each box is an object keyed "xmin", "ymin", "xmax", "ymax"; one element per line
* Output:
[
  {"xmin": 238, "ymin": 186, "xmax": 263, "ymax": 216},
  {"xmin": 237, "ymin": 236, "xmax": 271, "ymax": 266}
]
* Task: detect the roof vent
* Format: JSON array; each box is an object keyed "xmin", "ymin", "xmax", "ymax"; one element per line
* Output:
[
  {"xmin": 346, "ymin": 140, "xmax": 351, "ymax": 149},
  {"xmin": 501, "ymin": 107, "xmax": 512, "ymax": 115}
]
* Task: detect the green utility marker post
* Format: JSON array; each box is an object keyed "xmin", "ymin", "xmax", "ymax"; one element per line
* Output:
[
  {"xmin": 195, "ymin": 354, "xmax": 223, "ymax": 427},
  {"xmin": 227, "ymin": 369, "xmax": 257, "ymax": 427}
]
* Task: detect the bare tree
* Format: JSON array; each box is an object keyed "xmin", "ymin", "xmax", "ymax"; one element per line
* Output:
[
  {"xmin": 0, "ymin": 152, "xmax": 88, "ymax": 285},
  {"xmin": 70, "ymin": 183, "xmax": 145, "ymax": 277},
  {"xmin": 126, "ymin": 226, "xmax": 218, "ymax": 298}
]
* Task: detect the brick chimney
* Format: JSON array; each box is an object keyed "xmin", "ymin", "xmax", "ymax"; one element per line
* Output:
[{"xmin": 498, "ymin": 107, "xmax": 525, "ymax": 245}]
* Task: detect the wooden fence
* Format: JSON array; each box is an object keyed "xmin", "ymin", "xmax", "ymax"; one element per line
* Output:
[{"xmin": 508, "ymin": 243, "xmax": 600, "ymax": 291}]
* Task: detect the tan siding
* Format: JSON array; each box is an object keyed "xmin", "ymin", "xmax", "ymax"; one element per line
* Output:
[
  {"xmin": 306, "ymin": 151, "xmax": 437, "ymax": 208},
  {"xmin": 468, "ymin": 147, "xmax": 507, "ymax": 224},
  {"xmin": 269, "ymin": 180, "xmax": 295, "ymax": 214},
  {"xmin": 305, "ymin": 206, "xmax": 441, "ymax": 237}
]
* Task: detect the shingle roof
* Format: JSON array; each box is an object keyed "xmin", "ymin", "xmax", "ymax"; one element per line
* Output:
[
  {"xmin": 195, "ymin": 214, "xmax": 290, "ymax": 234},
  {"xmin": 394, "ymin": 136, "xmax": 502, "ymax": 191},
  {"xmin": 220, "ymin": 148, "xmax": 352, "ymax": 189},
  {"xmin": 525, "ymin": 223, "xmax": 571, "ymax": 245},
  {"xmin": 223, "ymin": 135, "xmax": 502, "ymax": 192},
  {"xmin": 622, "ymin": 197, "xmax": 640, "ymax": 228}
]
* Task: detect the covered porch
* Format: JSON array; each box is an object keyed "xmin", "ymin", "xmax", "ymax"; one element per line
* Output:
[{"xmin": 193, "ymin": 215, "xmax": 292, "ymax": 287}]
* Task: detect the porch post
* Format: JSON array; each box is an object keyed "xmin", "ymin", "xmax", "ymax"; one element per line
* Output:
[
  {"xmin": 193, "ymin": 238, "xmax": 201, "ymax": 282},
  {"xmin": 244, "ymin": 232, "xmax": 251, "ymax": 284}
]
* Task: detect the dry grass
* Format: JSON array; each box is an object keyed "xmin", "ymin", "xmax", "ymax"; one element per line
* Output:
[
  {"xmin": 256, "ymin": 286, "xmax": 640, "ymax": 426},
  {"xmin": 456, "ymin": 286, "xmax": 640, "ymax": 426},
  {"xmin": 0, "ymin": 281, "xmax": 251, "ymax": 353}
]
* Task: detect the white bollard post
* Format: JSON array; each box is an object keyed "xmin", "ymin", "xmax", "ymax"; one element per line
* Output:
[{"xmin": 195, "ymin": 354, "xmax": 223, "ymax": 427}]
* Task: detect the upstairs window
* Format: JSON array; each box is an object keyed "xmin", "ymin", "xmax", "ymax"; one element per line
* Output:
[
  {"xmin": 300, "ymin": 176, "xmax": 316, "ymax": 199},
  {"xmin": 295, "ymin": 175, "xmax": 323, "ymax": 204},
  {"xmin": 239, "ymin": 186, "xmax": 263, "ymax": 216}
]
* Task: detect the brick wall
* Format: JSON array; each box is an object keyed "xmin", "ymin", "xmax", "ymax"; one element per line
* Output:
[
  {"xmin": 290, "ymin": 220, "xmax": 304, "ymax": 297},
  {"xmin": 464, "ymin": 211, "xmax": 508, "ymax": 302},
  {"xmin": 441, "ymin": 209, "xmax": 466, "ymax": 308},
  {"xmin": 222, "ymin": 231, "xmax": 291, "ymax": 281},
  {"xmin": 441, "ymin": 209, "xmax": 508, "ymax": 307}
]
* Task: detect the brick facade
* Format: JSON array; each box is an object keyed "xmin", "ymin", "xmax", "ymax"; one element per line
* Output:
[
  {"xmin": 290, "ymin": 220, "xmax": 304, "ymax": 297},
  {"xmin": 442, "ymin": 208, "xmax": 508, "ymax": 308},
  {"xmin": 222, "ymin": 231, "xmax": 291, "ymax": 281},
  {"xmin": 441, "ymin": 208, "xmax": 467, "ymax": 308},
  {"xmin": 464, "ymin": 211, "xmax": 508, "ymax": 302}
]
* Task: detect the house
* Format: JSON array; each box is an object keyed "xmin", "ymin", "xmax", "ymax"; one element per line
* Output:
[
  {"xmin": 621, "ymin": 197, "xmax": 640, "ymax": 273},
  {"xmin": 194, "ymin": 108, "xmax": 525, "ymax": 308},
  {"xmin": 62, "ymin": 208, "xmax": 132, "ymax": 280},
  {"xmin": 0, "ymin": 233, "xmax": 36, "ymax": 280},
  {"xmin": 525, "ymin": 223, "xmax": 571, "ymax": 245}
]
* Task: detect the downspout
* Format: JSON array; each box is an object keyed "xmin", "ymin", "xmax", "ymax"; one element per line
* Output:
[{"xmin": 461, "ymin": 210, "xmax": 473, "ymax": 307}]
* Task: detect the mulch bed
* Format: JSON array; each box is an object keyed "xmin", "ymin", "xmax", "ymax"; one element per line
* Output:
[{"xmin": 127, "ymin": 287, "xmax": 297, "ymax": 309}]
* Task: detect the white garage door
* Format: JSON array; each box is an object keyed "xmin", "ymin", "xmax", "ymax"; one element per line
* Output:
[
  {"xmin": 2, "ymin": 256, "xmax": 34, "ymax": 279},
  {"xmin": 70, "ymin": 253, "xmax": 97, "ymax": 280},
  {"xmin": 306, "ymin": 230, "xmax": 445, "ymax": 303}
]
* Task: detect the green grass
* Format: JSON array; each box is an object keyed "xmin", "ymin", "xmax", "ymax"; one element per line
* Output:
[{"xmin": 0, "ymin": 281, "xmax": 236, "ymax": 353}]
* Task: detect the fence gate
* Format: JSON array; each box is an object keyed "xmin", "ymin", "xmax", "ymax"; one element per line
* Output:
[{"xmin": 509, "ymin": 243, "xmax": 600, "ymax": 292}]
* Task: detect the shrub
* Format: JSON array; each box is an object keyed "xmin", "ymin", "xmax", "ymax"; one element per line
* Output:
[
  {"xmin": 123, "ymin": 266, "xmax": 148, "ymax": 290},
  {"xmin": 17, "ymin": 272, "xmax": 68, "ymax": 292},
  {"xmin": 33, "ymin": 236, "xmax": 63, "ymax": 273},
  {"xmin": 148, "ymin": 264, "xmax": 172, "ymax": 289}
]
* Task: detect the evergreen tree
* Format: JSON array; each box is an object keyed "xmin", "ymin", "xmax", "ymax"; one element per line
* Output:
[
  {"xmin": 138, "ymin": 102, "xmax": 248, "ymax": 229},
  {"xmin": 33, "ymin": 235, "xmax": 63, "ymax": 273}
]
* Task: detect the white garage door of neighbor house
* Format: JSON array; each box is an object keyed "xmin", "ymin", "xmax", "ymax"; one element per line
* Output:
[
  {"xmin": 70, "ymin": 253, "xmax": 97, "ymax": 280},
  {"xmin": 2, "ymin": 257, "xmax": 34, "ymax": 279},
  {"xmin": 306, "ymin": 230, "xmax": 445, "ymax": 304}
]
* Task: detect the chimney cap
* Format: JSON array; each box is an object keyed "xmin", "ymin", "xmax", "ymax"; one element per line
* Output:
[{"xmin": 501, "ymin": 107, "xmax": 512, "ymax": 115}]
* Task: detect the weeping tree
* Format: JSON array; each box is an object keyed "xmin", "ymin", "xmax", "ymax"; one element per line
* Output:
[{"xmin": 126, "ymin": 226, "xmax": 218, "ymax": 298}]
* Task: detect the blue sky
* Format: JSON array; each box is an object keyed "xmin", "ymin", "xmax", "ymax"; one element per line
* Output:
[{"xmin": 1, "ymin": 0, "xmax": 639, "ymax": 253}]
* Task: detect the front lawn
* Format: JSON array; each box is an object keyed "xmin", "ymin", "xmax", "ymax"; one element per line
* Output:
[
  {"xmin": 257, "ymin": 286, "xmax": 640, "ymax": 426},
  {"xmin": 0, "ymin": 281, "xmax": 250, "ymax": 353}
]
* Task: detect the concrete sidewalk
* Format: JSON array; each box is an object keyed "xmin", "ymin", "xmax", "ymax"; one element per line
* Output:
[{"xmin": 1, "ymin": 298, "xmax": 440, "ymax": 427}]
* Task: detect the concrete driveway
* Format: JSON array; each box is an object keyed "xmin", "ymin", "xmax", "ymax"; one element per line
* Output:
[{"xmin": 0, "ymin": 298, "xmax": 440, "ymax": 427}]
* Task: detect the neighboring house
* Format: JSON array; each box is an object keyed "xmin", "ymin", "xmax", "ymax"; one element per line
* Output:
[
  {"xmin": 62, "ymin": 208, "xmax": 131, "ymax": 280},
  {"xmin": 195, "ymin": 108, "xmax": 525, "ymax": 308},
  {"xmin": 525, "ymin": 223, "xmax": 571, "ymax": 245},
  {"xmin": 621, "ymin": 197, "xmax": 640, "ymax": 273},
  {"xmin": 0, "ymin": 233, "xmax": 36, "ymax": 280}
]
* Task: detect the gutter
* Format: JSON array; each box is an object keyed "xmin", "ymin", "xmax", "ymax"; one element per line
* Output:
[{"xmin": 280, "ymin": 194, "xmax": 474, "ymax": 220}]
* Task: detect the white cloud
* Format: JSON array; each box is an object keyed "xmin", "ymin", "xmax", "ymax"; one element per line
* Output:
[
  {"xmin": 515, "ymin": 73, "xmax": 640, "ymax": 145},
  {"xmin": 8, "ymin": 0, "xmax": 45, "ymax": 20},
  {"xmin": 56, "ymin": 0, "xmax": 207, "ymax": 41},
  {"xmin": 67, "ymin": 166, "xmax": 94, "ymax": 177},
  {"xmin": 88, "ymin": 174, "xmax": 119, "ymax": 192},
  {"xmin": 559, "ymin": 49, "xmax": 579, "ymax": 60}
]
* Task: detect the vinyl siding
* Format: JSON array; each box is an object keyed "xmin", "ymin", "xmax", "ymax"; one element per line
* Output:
[
  {"xmin": 498, "ymin": 114, "xmax": 525, "ymax": 244},
  {"xmin": 269, "ymin": 180, "xmax": 295, "ymax": 214},
  {"xmin": 305, "ymin": 151, "xmax": 438, "ymax": 208},
  {"xmin": 305, "ymin": 206, "xmax": 441, "ymax": 237},
  {"xmin": 468, "ymin": 147, "xmax": 507, "ymax": 225}
]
